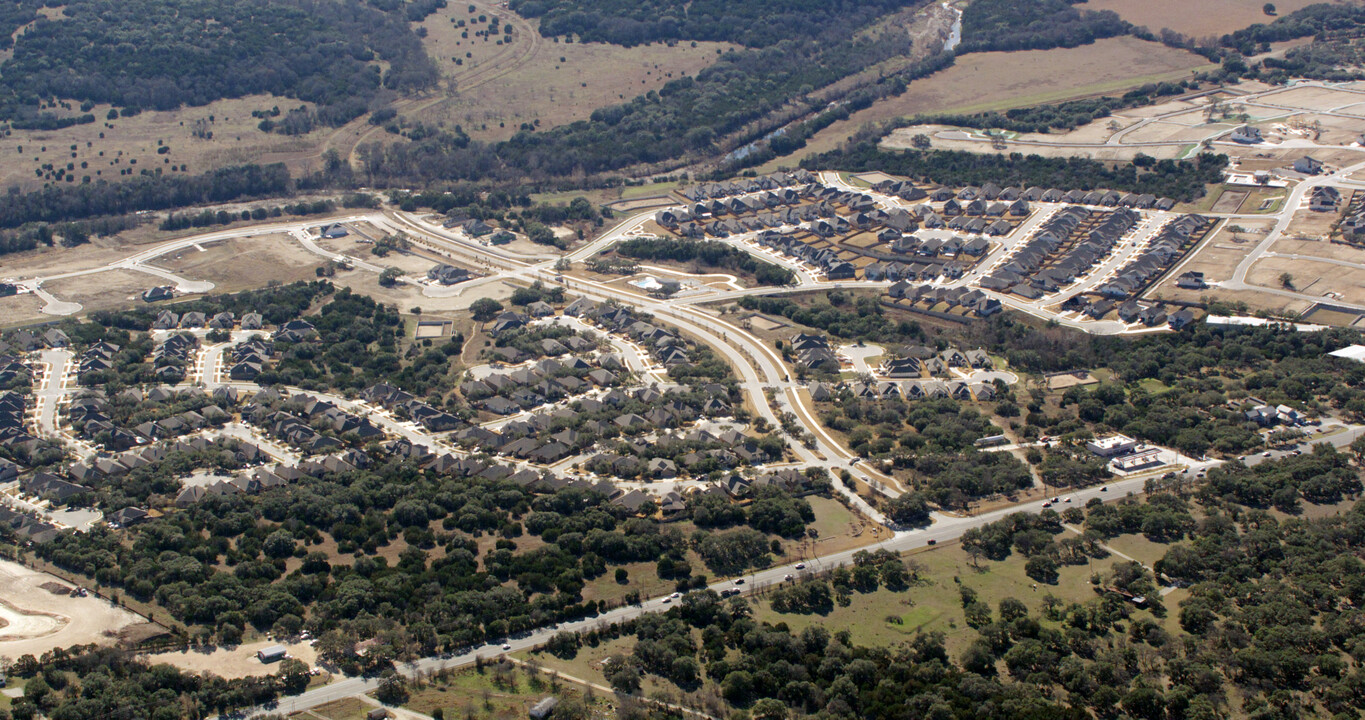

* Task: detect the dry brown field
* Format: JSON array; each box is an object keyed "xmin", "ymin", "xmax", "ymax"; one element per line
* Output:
[
  {"xmin": 0, "ymin": 95, "xmax": 328, "ymax": 192},
  {"xmin": 409, "ymin": 0, "xmax": 732, "ymax": 142},
  {"xmin": 0, "ymin": 293, "xmax": 47, "ymax": 327},
  {"xmin": 1247, "ymin": 255, "xmax": 1365, "ymax": 304},
  {"xmin": 156, "ymin": 235, "xmax": 327, "ymax": 293},
  {"xmin": 0, "ymin": 0, "xmax": 728, "ymax": 187},
  {"xmin": 43, "ymin": 268, "xmax": 164, "ymax": 312},
  {"xmin": 1084, "ymin": 0, "xmax": 1328, "ymax": 38},
  {"xmin": 765, "ymin": 37, "xmax": 1214, "ymax": 170}
]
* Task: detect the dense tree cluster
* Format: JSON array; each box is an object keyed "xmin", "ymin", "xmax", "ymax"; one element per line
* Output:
[
  {"xmin": 802, "ymin": 143, "xmax": 1228, "ymax": 203},
  {"xmin": 28, "ymin": 457, "xmax": 818, "ymax": 656},
  {"xmin": 614, "ymin": 237, "xmax": 795, "ymax": 286},
  {"xmin": 1218, "ymin": 2, "xmax": 1365, "ymax": 56},
  {"xmin": 958, "ymin": 0, "xmax": 1131, "ymax": 54},
  {"xmin": 1199, "ymin": 444, "xmax": 1362, "ymax": 511},
  {"xmin": 576, "ymin": 450, "xmax": 1365, "ymax": 720},
  {"xmin": 509, "ymin": 0, "xmax": 919, "ymax": 48},
  {"xmin": 767, "ymin": 549, "xmax": 912, "ymax": 614},
  {"xmin": 2, "ymin": 645, "xmax": 308, "ymax": 720},
  {"xmin": 739, "ymin": 292, "xmax": 926, "ymax": 345},
  {"xmin": 0, "ymin": 0, "xmax": 439, "ymax": 126},
  {"xmin": 257, "ymin": 289, "xmax": 406, "ymax": 392},
  {"xmin": 0, "ymin": 163, "xmax": 292, "ymax": 233}
]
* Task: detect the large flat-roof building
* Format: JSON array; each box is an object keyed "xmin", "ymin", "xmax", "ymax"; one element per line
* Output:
[{"xmin": 1087, "ymin": 434, "xmax": 1139, "ymax": 458}]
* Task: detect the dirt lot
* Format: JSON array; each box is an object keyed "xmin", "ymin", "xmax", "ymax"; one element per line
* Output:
[
  {"xmin": 1084, "ymin": 0, "xmax": 1328, "ymax": 38},
  {"xmin": 1147, "ymin": 218, "xmax": 1322, "ymax": 314},
  {"xmin": 1211, "ymin": 190, "xmax": 1249, "ymax": 213},
  {"xmin": 0, "ymin": 293, "xmax": 48, "ymax": 328},
  {"xmin": 412, "ymin": 0, "xmax": 732, "ymax": 142},
  {"xmin": 1248, "ymin": 255, "xmax": 1365, "ymax": 304},
  {"xmin": 0, "ymin": 95, "xmax": 322, "ymax": 192},
  {"xmin": 146, "ymin": 639, "xmax": 320, "ymax": 679},
  {"xmin": 1149, "ymin": 219, "xmax": 1259, "ymax": 297},
  {"xmin": 763, "ymin": 36, "xmax": 1213, "ymax": 170},
  {"xmin": 157, "ymin": 235, "xmax": 326, "ymax": 293},
  {"xmin": 1261, "ymin": 85, "xmax": 1365, "ymax": 112},
  {"xmin": 0, "ymin": 559, "xmax": 144, "ymax": 657},
  {"xmin": 43, "ymin": 268, "xmax": 165, "ymax": 312}
]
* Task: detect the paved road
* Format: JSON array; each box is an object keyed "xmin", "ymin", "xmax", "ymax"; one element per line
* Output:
[{"xmin": 225, "ymin": 458, "xmax": 1169, "ymax": 718}]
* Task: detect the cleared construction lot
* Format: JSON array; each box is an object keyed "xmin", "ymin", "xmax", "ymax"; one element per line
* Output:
[{"xmin": 0, "ymin": 559, "xmax": 144, "ymax": 658}]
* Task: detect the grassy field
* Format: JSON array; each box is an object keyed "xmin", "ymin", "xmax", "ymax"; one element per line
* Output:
[
  {"xmin": 411, "ymin": 0, "xmax": 733, "ymax": 142},
  {"xmin": 1085, "ymin": 0, "xmax": 1330, "ymax": 38},
  {"xmin": 398, "ymin": 664, "xmax": 603, "ymax": 720},
  {"xmin": 759, "ymin": 36, "xmax": 1214, "ymax": 172},
  {"xmin": 752, "ymin": 541, "xmax": 1138, "ymax": 656},
  {"xmin": 1137, "ymin": 378, "xmax": 1172, "ymax": 395},
  {"xmin": 531, "ymin": 179, "xmax": 684, "ymax": 208},
  {"xmin": 0, "ymin": 95, "xmax": 324, "ymax": 192}
]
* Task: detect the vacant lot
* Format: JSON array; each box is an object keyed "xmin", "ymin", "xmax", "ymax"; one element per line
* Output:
[
  {"xmin": 147, "ymin": 639, "xmax": 319, "ymax": 680},
  {"xmin": 157, "ymin": 235, "xmax": 325, "ymax": 293},
  {"xmin": 0, "ymin": 293, "xmax": 47, "ymax": 328},
  {"xmin": 44, "ymin": 268, "xmax": 164, "ymax": 312},
  {"xmin": 763, "ymin": 36, "xmax": 1214, "ymax": 170},
  {"xmin": 0, "ymin": 559, "xmax": 144, "ymax": 658},
  {"xmin": 1249, "ymin": 255, "xmax": 1365, "ymax": 304},
  {"xmin": 1084, "ymin": 0, "xmax": 1327, "ymax": 38}
]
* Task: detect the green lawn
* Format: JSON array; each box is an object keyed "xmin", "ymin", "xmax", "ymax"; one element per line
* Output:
[
  {"xmin": 0, "ymin": 677, "xmax": 27, "ymax": 712},
  {"xmin": 1137, "ymin": 378, "xmax": 1171, "ymax": 394},
  {"xmin": 1101, "ymin": 532, "xmax": 1174, "ymax": 568},
  {"xmin": 399, "ymin": 665, "xmax": 597, "ymax": 720},
  {"xmin": 753, "ymin": 542, "xmax": 1131, "ymax": 656}
]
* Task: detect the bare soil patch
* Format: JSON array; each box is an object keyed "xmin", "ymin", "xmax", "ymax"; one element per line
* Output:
[
  {"xmin": 1248, "ymin": 255, "xmax": 1365, "ymax": 304},
  {"xmin": 1302, "ymin": 306, "xmax": 1364, "ymax": 326},
  {"xmin": 145, "ymin": 639, "xmax": 320, "ymax": 680},
  {"xmin": 44, "ymin": 268, "xmax": 164, "ymax": 311},
  {"xmin": 157, "ymin": 235, "xmax": 326, "ymax": 293},
  {"xmin": 1046, "ymin": 371, "xmax": 1099, "ymax": 390},
  {"xmin": 0, "ymin": 293, "xmax": 48, "ymax": 328},
  {"xmin": 0, "ymin": 559, "xmax": 143, "ymax": 657},
  {"xmin": 1211, "ymin": 190, "xmax": 1249, "ymax": 214}
]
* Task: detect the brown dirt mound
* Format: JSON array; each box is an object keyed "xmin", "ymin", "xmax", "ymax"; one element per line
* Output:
[{"xmin": 39, "ymin": 582, "xmax": 71, "ymax": 595}]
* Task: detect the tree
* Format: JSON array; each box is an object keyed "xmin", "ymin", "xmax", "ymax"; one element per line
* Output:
[
  {"xmin": 885, "ymin": 492, "xmax": 931, "ymax": 527},
  {"xmin": 263, "ymin": 530, "xmax": 297, "ymax": 559},
  {"xmin": 379, "ymin": 267, "xmax": 403, "ymax": 287},
  {"xmin": 470, "ymin": 298, "xmax": 503, "ymax": 322},
  {"xmin": 911, "ymin": 133, "xmax": 931, "ymax": 149},
  {"xmin": 1264, "ymin": 3, "xmax": 1277, "ymax": 14},
  {"xmin": 752, "ymin": 698, "xmax": 789, "ymax": 720},
  {"xmin": 377, "ymin": 674, "xmax": 410, "ymax": 705},
  {"xmin": 1279, "ymin": 272, "xmax": 1294, "ymax": 289},
  {"xmin": 1350, "ymin": 434, "xmax": 1365, "ymax": 463}
]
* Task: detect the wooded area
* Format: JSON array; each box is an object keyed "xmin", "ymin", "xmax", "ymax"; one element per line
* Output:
[
  {"xmin": 509, "ymin": 0, "xmax": 919, "ymax": 48},
  {"xmin": 0, "ymin": 0, "xmax": 440, "ymax": 127},
  {"xmin": 802, "ymin": 144, "xmax": 1228, "ymax": 202}
]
